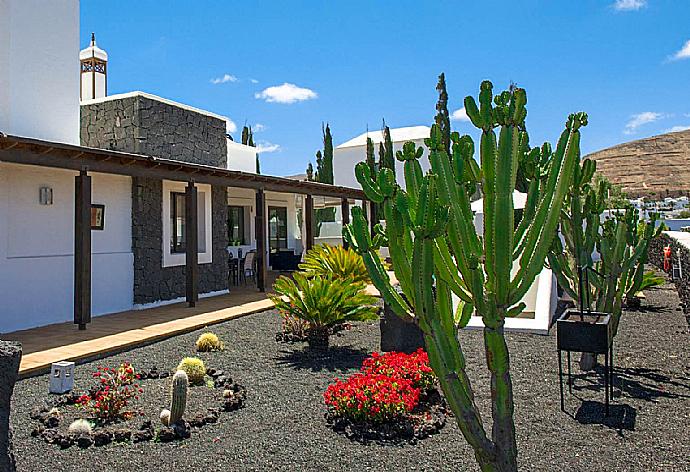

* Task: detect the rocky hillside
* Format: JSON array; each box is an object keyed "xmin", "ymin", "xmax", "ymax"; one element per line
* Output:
[{"xmin": 585, "ymin": 128, "xmax": 690, "ymax": 198}]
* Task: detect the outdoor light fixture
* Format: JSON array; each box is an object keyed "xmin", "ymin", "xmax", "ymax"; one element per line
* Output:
[
  {"xmin": 39, "ymin": 186, "xmax": 53, "ymax": 205},
  {"xmin": 49, "ymin": 361, "xmax": 75, "ymax": 394}
]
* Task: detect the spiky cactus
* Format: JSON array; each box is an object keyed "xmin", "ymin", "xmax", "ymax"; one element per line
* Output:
[
  {"xmin": 344, "ymin": 80, "xmax": 585, "ymax": 471},
  {"xmin": 160, "ymin": 370, "xmax": 188, "ymax": 427}
]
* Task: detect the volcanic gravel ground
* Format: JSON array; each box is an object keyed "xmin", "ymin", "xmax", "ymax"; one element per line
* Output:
[{"xmin": 10, "ymin": 276, "xmax": 690, "ymax": 471}]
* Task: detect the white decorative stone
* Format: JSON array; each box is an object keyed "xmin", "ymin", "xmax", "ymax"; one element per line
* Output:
[{"xmin": 49, "ymin": 361, "xmax": 74, "ymax": 394}]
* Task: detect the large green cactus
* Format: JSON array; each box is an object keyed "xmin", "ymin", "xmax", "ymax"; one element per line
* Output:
[
  {"xmin": 160, "ymin": 370, "xmax": 188, "ymax": 427},
  {"xmin": 344, "ymin": 80, "xmax": 585, "ymax": 472},
  {"xmin": 549, "ymin": 170, "xmax": 662, "ymax": 337}
]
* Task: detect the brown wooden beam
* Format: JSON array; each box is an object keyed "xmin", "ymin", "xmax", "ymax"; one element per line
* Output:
[
  {"xmin": 341, "ymin": 198, "xmax": 350, "ymax": 250},
  {"xmin": 74, "ymin": 170, "xmax": 91, "ymax": 330},
  {"xmin": 0, "ymin": 144, "xmax": 365, "ymax": 200},
  {"xmin": 305, "ymin": 194, "xmax": 314, "ymax": 251},
  {"xmin": 255, "ymin": 189, "xmax": 267, "ymax": 292},
  {"xmin": 185, "ymin": 182, "xmax": 198, "ymax": 307}
]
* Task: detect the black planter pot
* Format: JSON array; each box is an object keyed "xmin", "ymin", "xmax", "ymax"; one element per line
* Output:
[
  {"xmin": 380, "ymin": 301, "xmax": 425, "ymax": 354},
  {"xmin": 556, "ymin": 308, "xmax": 612, "ymax": 354}
]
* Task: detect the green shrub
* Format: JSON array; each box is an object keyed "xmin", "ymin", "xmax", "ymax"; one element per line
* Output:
[
  {"xmin": 298, "ymin": 244, "xmax": 370, "ymax": 284},
  {"xmin": 195, "ymin": 332, "xmax": 223, "ymax": 352},
  {"xmin": 270, "ymin": 273, "xmax": 378, "ymax": 335},
  {"xmin": 177, "ymin": 357, "xmax": 206, "ymax": 385}
]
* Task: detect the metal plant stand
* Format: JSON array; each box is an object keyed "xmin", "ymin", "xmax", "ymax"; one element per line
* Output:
[{"xmin": 556, "ymin": 266, "xmax": 615, "ymax": 416}]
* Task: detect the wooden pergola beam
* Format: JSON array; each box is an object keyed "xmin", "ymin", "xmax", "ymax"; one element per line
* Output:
[
  {"xmin": 255, "ymin": 189, "xmax": 267, "ymax": 292},
  {"xmin": 305, "ymin": 194, "xmax": 314, "ymax": 251},
  {"xmin": 74, "ymin": 170, "xmax": 91, "ymax": 330},
  {"xmin": 0, "ymin": 135, "xmax": 365, "ymax": 200},
  {"xmin": 185, "ymin": 181, "xmax": 198, "ymax": 307}
]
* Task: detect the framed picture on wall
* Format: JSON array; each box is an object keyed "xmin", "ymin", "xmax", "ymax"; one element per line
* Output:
[{"xmin": 91, "ymin": 204, "xmax": 105, "ymax": 230}]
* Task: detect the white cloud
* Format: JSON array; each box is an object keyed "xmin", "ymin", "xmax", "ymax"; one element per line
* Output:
[
  {"xmin": 226, "ymin": 119, "xmax": 237, "ymax": 134},
  {"xmin": 664, "ymin": 125, "xmax": 690, "ymax": 133},
  {"xmin": 624, "ymin": 111, "xmax": 665, "ymax": 134},
  {"xmin": 210, "ymin": 74, "xmax": 239, "ymax": 84},
  {"xmin": 254, "ymin": 83, "xmax": 318, "ymax": 104},
  {"xmin": 250, "ymin": 78, "xmax": 259, "ymax": 84},
  {"xmin": 669, "ymin": 40, "xmax": 690, "ymax": 61},
  {"xmin": 256, "ymin": 141, "xmax": 281, "ymax": 153},
  {"xmin": 252, "ymin": 123, "xmax": 267, "ymax": 132},
  {"xmin": 612, "ymin": 0, "xmax": 646, "ymax": 11},
  {"xmin": 450, "ymin": 106, "xmax": 470, "ymax": 122}
]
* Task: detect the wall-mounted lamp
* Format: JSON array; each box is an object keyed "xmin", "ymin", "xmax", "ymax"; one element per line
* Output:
[{"xmin": 39, "ymin": 186, "xmax": 53, "ymax": 205}]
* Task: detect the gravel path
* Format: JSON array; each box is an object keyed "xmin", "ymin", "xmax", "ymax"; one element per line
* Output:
[{"xmin": 10, "ymin": 277, "xmax": 690, "ymax": 472}]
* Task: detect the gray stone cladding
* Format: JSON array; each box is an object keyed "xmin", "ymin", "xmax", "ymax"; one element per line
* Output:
[
  {"xmin": 81, "ymin": 94, "xmax": 229, "ymax": 304},
  {"xmin": 81, "ymin": 94, "xmax": 227, "ymax": 168}
]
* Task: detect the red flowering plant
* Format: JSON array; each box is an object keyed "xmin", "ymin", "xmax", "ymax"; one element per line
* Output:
[
  {"xmin": 361, "ymin": 349, "xmax": 435, "ymax": 391},
  {"xmin": 77, "ymin": 363, "xmax": 143, "ymax": 422},
  {"xmin": 324, "ymin": 349, "xmax": 436, "ymax": 423}
]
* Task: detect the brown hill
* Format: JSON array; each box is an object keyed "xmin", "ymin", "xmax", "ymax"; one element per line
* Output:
[{"xmin": 585, "ymin": 129, "xmax": 690, "ymax": 198}]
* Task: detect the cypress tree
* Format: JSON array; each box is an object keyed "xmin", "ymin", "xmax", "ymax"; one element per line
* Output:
[
  {"xmin": 383, "ymin": 125, "xmax": 395, "ymax": 177},
  {"xmin": 306, "ymin": 162, "xmax": 314, "ymax": 181},
  {"xmin": 435, "ymin": 72, "xmax": 451, "ymax": 154},
  {"xmin": 366, "ymin": 137, "xmax": 376, "ymax": 178},
  {"xmin": 322, "ymin": 123, "xmax": 334, "ymax": 184}
]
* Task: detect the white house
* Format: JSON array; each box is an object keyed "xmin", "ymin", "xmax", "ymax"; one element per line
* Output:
[{"xmin": 0, "ymin": 0, "xmax": 362, "ymax": 333}]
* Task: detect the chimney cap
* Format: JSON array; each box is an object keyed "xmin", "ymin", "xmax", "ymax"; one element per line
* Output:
[{"xmin": 80, "ymin": 32, "xmax": 108, "ymax": 61}]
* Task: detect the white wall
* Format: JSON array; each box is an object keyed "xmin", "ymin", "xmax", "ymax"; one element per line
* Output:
[
  {"xmin": 0, "ymin": 163, "xmax": 133, "ymax": 333},
  {"xmin": 227, "ymin": 139, "xmax": 258, "ymax": 174},
  {"xmin": 0, "ymin": 0, "xmax": 80, "ymax": 144},
  {"xmin": 333, "ymin": 138, "xmax": 431, "ymax": 190}
]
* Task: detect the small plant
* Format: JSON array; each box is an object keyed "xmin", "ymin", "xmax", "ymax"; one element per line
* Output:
[
  {"xmin": 160, "ymin": 370, "xmax": 188, "ymax": 426},
  {"xmin": 77, "ymin": 363, "xmax": 142, "ymax": 422},
  {"xmin": 279, "ymin": 312, "xmax": 311, "ymax": 339},
  {"xmin": 195, "ymin": 332, "xmax": 224, "ymax": 352},
  {"xmin": 68, "ymin": 419, "xmax": 93, "ymax": 435},
  {"xmin": 362, "ymin": 348, "xmax": 435, "ymax": 391},
  {"xmin": 298, "ymin": 244, "xmax": 370, "ymax": 284},
  {"xmin": 324, "ymin": 350, "xmax": 435, "ymax": 423},
  {"xmin": 177, "ymin": 357, "xmax": 206, "ymax": 385},
  {"xmin": 324, "ymin": 372, "xmax": 419, "ymax": 423},
  {"xmin": 270, "ymin": 273, "xmax": 378, "ymax": 349}
]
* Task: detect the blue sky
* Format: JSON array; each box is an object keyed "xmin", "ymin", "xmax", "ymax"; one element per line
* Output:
[{"xmin": 81, "ymin": 0, "xmax": 690, "ymax": 177}]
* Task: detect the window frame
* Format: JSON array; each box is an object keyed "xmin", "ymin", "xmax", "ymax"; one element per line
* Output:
[
  {"xmin": 228, "ymin": 205, "xmax": 246, "ymax": 245},
  {"xmin": 268, "ymin": 206, "xmax": 288, "ymax": 251},
  {"xmin": 170, "ymin": 191, "xmax": 186, "ymax": 254}
]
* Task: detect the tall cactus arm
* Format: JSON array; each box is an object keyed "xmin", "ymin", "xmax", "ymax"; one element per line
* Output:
[
  {"xmin": 345, "ymin": 207, "xmax": 414, "ymax": 321},
  {"xmin": 511, "ymin": 113, "xmax": 586, "ymax": 303},
  {"xmin": 433, "ymin": 237, "xmax": 473, "ymax": 303}
]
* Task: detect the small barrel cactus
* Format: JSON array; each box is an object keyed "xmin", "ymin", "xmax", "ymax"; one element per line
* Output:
[
  {"xmin": 176, "ymin": 357, "xmax": 206, "ymax": 385},
  {"xmin": 68, "ymin": 419, "xmax": 93, "ymax": 435},
  {"xmin": 160, "ymin": 370, "xmax": 188, "ymax": 426},
  {"xmin": 195, "ymin": 332, "xmax": 223, "ymax": 352}
]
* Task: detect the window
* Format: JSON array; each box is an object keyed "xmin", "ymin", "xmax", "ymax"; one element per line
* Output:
[
  {"xmin": 228, "ymin": 206, "xmax": 246, "ymax": 245},
  {"xmin": 268, "ymin": 206, "xmax": 288, "ymax": 250},
  {"xmin": 170, "ymin": 192, "xmax": 186, "ymax": 253}
]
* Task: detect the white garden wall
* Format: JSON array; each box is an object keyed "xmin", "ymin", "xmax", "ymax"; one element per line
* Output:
[{"xmin": 0, "ymin": 163, "xmax": 133, "ymax": 333}]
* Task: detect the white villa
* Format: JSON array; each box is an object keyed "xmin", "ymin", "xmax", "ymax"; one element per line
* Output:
[{"xmin": 0, "ymin": 0, "xmax": 364, "ymax": 334}]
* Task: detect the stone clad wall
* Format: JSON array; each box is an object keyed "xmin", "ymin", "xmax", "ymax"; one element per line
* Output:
[
  {"xmin": 81, "ymin": 95, "xmax": 229, "ymax": 304},
  {"xmin": 0, "ymin": 341, "xmax": 21, "ymax": 472}
]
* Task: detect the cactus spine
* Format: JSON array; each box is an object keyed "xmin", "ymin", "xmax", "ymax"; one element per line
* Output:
[
  {"xmin": 344, "ymin": 80, "xmax": 585, "ymax": 472},
  {"xmin": 160, "ymin": 370, "xmax": 188, "ymax": 427}
]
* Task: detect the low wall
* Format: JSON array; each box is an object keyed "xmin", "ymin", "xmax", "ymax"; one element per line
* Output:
[{"xmin": 648, "ymin": 233, "xmax": 690, "ymax": 313}]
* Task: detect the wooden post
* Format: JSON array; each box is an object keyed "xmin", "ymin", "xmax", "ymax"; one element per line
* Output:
[
  {"xmin": 74, "ymin": 169, "xmax": 92, "ymax": 330},
  {"xmin": 185, "ymin": 182, "xmax": 198, "ymax": 307},
  {"xmin": 341, "ymin": 198, "xmax": 350, "ymax": 249},
  {"xmin": 305, "ymin": 194, "xmax": 314, "ymax": 251},
  {"xmin": 255, "ymin": 189, "xmax": 267, "ymax": 292}
]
